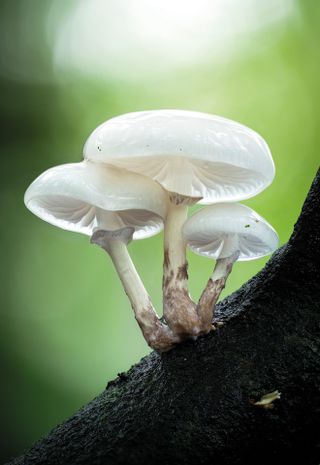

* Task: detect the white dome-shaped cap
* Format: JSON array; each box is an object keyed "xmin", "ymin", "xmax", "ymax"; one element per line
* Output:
[
  {"xmin": 182, "ymin": 203, "xmax": 278, "ymax": 261},
  {"xmin": 83, "ymin": 110, "xmax": 275, "ymax": 203},
  {"xmin": 24, "ymin": 161, "xmax": 167, "ymax": 240}
]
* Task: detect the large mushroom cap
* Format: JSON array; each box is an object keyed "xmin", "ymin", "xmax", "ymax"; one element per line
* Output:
[
  {"xmin": 182, "ymin": 203, "xmax": 278, "ymax": 261},
  {"xmin": 24, "ymin": 161, "xmax": 167, "ymax": 239},
  {"xmin": 83, "ymin": 110, "xmax": 275, "ymax": 203}
]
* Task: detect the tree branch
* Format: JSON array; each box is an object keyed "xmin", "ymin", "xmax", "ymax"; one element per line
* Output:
[{"xmin": 7, "ymin": 171, "xmax": 320, "ymax": 465}]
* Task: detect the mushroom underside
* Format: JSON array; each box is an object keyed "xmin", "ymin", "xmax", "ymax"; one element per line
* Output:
[
  {"xmin": 187, "ymin": 235, "xmax": 275, "ymax": 261},
  {"xmin": 98, "ymin": 157, "xmax": 269, "ymax": 202},
  {"xmin": 26, "ymin": 195, "xmax": 163, "ymax": 239}
]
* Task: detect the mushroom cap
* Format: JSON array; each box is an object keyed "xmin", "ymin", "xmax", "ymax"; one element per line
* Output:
[
  {"xmin": 182, "ymin": 203, "xmax": 278, "ymax": 261},
  {"xmin": 83, "ymin": 110, "xmax": 275, "ymax": 203},
  {"xmin": 24, "ymin": 161, "xmax": 167, "ymax": 239}
]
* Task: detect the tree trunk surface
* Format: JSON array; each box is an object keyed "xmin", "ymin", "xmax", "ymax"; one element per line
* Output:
[{"xmin": 7, "ymin": 172, "xmax": 320, "ymax": 465}]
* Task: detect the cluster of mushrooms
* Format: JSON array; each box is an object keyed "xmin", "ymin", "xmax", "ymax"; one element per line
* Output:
[{"xmin": 25, "ymin": 110, "xmax": 278, "ymax": 352}]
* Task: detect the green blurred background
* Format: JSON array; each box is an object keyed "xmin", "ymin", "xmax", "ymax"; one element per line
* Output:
[{"xmin": 0, "ymin": 0, "xmax": 318, "ymax": 461}]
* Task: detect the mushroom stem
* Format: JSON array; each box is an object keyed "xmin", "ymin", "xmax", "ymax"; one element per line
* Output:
[
  {"xmin": 197, "ymin": 251, "xmax": 239, "ymax": 333},
  {"xmin": 91, "ymin": 228, "xmax": 179, "ymax": 352},
  {"xmin": 163, "ymin": 193, "xmax": 200, "ymax": 337}
]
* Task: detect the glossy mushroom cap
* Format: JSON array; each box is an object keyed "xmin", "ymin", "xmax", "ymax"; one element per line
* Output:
[
  {"xmin": 83, "ymin": 110, "xmax": 275, "ymax": 203},
  {"xmin": 24, "ymin": 161, "xmax": 167, "ymax": 239},
  {"xmin": 182, "ymin": 203, "xmax": 278, "ymax": 261}
]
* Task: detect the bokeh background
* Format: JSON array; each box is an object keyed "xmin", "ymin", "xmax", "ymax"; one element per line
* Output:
[{"xmin": 0, "ymin": 0, "xmax": 319, "ymax": 462}]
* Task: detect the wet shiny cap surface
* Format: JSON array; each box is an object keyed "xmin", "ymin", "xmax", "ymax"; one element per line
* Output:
[
  {"xmin": 24, "ymin": 161, "xmax": 167, "ymax": 239},
  {"xmin": 182, "ymin": 203, "xmax": 279, "ymax": 261},
  {"xmin": 84, "ymin": 110, "xmax": 275, "ymax": 203}
]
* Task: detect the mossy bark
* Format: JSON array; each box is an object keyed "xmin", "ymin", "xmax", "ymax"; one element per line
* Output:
[{"xmin": 7, "ymin": 171, "xmax": 320, "ymax": 465}]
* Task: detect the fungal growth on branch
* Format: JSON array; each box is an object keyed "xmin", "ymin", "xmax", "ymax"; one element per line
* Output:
[
  {"xmin": 25, "ymin": 109, "xmax": 278, "ymax": 352},
  {"xmin": 24, "ymin": 161, "xmax": 178, "ymax": 351},
  {"xmin": 182, "ymin": 203, "xmax": 279, "ymax": 332},
  {"xmin": 83, "ymin": 109, "xmax": 275, "ymax": 336}
]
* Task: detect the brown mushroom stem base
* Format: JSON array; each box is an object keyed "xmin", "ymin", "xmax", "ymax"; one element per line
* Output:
[
  {"xmin": 163, "ymin": 194, "xmax": 199, "ymax": 336},
  {"xmin": 197, "ymin": 252, "xmax": 239, "ymax": 333},
  {"xmin": 91, "ymin": 230, "xmax": 179, "ymax": 352}
]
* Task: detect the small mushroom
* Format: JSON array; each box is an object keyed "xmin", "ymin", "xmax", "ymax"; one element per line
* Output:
[
  {"xmin": 24, "ymin": 161, "xmax": 178, "ymax": 352},
  {"xmin": 83, "ymin": 110, "xmax": 275, "ymax": 337},
  {"xmin": 182, "ymin": 203, "xmax": 279, "ymax": 332}
]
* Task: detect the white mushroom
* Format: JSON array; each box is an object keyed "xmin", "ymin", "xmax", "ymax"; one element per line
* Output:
[
  {"xmin": 83, "ymin": 109, "xmax": 275, "ymax": 336},
  {"xmin": 24, "ymin": 161, "xmax": 178, "ymax": 352},
  {"xmin": 83, "ymin": 110, "xmax": 275, "ymax": 202},
  {"xmin": 182, "ymin": 203, "xmax": 279, "ymax": 332}
]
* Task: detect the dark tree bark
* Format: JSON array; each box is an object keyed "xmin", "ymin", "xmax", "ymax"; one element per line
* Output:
[{"xmin": 7, "ymin": 171, "xmax": 320, "ymax": 465}]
